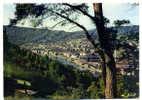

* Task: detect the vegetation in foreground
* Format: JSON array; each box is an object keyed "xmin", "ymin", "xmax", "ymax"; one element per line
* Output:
[{"xmin": 4, "ymin": 31, "xmax": 139, "ymax": 99}]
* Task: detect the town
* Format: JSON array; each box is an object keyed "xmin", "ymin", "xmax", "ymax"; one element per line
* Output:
[{"xmin": 20, "ymin": 37, "xmax": 138, "ymax": 77}]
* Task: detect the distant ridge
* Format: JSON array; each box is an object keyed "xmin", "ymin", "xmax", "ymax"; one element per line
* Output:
[{"xmin": 4, "ymin": 25, "xmax": 139, "ymax": 45}]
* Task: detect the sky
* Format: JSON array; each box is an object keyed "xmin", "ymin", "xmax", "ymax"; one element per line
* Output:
[{"xmin": 3, "ymin": 3, "xmax": 139, "ymax": 32}]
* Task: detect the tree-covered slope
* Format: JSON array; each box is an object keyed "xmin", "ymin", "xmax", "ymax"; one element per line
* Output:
[
  {"xmin": 4, "ymin": 25, "xmax": 139, "ymax": 45},
  {"xmin": 4, "ymin": 31, "xmax": 105, "ymax": 99},
  {"xmin": 4, "ymin": 26, "xmax": 85, "ymax": 45},
  {"xmin": 4, "ymin": 25, "xmax": 139, "ymax": 99}
]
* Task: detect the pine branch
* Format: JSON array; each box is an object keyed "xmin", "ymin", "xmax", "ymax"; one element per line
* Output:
[{"xmin": 63, "ymin": 3, "xmax": 96, "ymax": 21}]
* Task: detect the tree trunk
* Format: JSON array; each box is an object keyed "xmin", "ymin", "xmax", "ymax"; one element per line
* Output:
[{"xmin": 93, "ymin": 3, "xmax": 117, "ymax": 98}]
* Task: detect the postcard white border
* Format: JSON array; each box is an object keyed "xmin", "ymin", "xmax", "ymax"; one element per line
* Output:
[{"xmin": 1, "ymin": 0, "xmax": 141, "ymax": 100}]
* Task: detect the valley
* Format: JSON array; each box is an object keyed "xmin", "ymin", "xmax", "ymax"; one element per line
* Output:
[
  {"xmin": 4, "ymin": 25, "xmax": 139, "ymax": 98},
  {"xmin": 4, "ymin": 25, "xmax": 139, "ymax": 76}
]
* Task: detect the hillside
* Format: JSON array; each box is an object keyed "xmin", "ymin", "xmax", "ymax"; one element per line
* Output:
[
  {"xmin": 4, "ymin": 26, "xmax": 86, "ymax": 45},
  {"xmin": 4, "ymin": 25, "xmax": 139, "ymax": 45},
  {"xmin": 4, "ymin": 28, "xmax": 139, "ymax": 98},
  {"xmin": 4, "ymin": 25, "xmax": 139, "ymax": 75},
  {"xmin": 4, "ymin": 32, "xmax": 105, "ymax": 98}
]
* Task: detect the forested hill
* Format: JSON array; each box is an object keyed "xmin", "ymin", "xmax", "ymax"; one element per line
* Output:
[
  {"xmin": 4, "ymin": 26, "xmax": 139, "ymax": 98},
  {"xmin": 4, "ymin": 31, "xmax": 106, "ymax": 98},
  {"xmin": 4, "ymin": 25, "xmax": 138, "ymax": 45},
  {"xmin": 4, "ymin": 26, "xmax": 85, "ymax": 45}
]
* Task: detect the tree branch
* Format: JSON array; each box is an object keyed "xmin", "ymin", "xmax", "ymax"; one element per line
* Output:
[
  {"xmin": 63, "ymin": 3, "xmax": 96, "ymax": 21},
  {"xmin": 50, "ymin": 20, "xmax": 66, "ymax": 29},
  {"xmin": 68, "ymin": 25, "xmax": 77, "ymax": 30},
  {"xmin": 49, "ymin": 9, "xmax": 98, "ymax": 48}
]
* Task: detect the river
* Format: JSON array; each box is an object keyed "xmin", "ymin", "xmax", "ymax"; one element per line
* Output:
[{"xmin": 48, "ymin": 56, "xmax": 100, "ymax": 77}]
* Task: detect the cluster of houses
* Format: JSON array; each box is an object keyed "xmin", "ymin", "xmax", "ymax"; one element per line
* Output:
[{"xmin": 21, "ymin": 38, "xmax": 138, "ymax": 77}]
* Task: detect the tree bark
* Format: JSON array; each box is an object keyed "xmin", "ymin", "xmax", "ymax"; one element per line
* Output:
[{"xmin": 93, "ymin": 3, "xmax": 117, "ymax": 98}]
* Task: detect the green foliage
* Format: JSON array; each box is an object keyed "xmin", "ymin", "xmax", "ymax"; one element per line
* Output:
[
  {"xmin": 4, "ymin": 62, "xmax": 41, "ymax": 81},
  {"xmin": 87, "ymin": 77, "xmax": 105, "ymax": 98},
  {"xmin": 117, "ymin": 74, "xmax": 125, "ymax": 97},
  {"xmin": 116, "ymin": 73, "xmax": 139, "ymax": 98},
  {"xmin": 4, "ymin": 30, "xmax": 139, "ymax": 98},
  {"xmin": 114, "ymin": 20, "xmax": 130, "ymax": 27},
  {"xmin": 71, "ymin": 85, "xmax": 88, "ymax": 98},
  {"xmin": 4, "ymin": 34, "xmax": 103, "ymax": 98}
]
